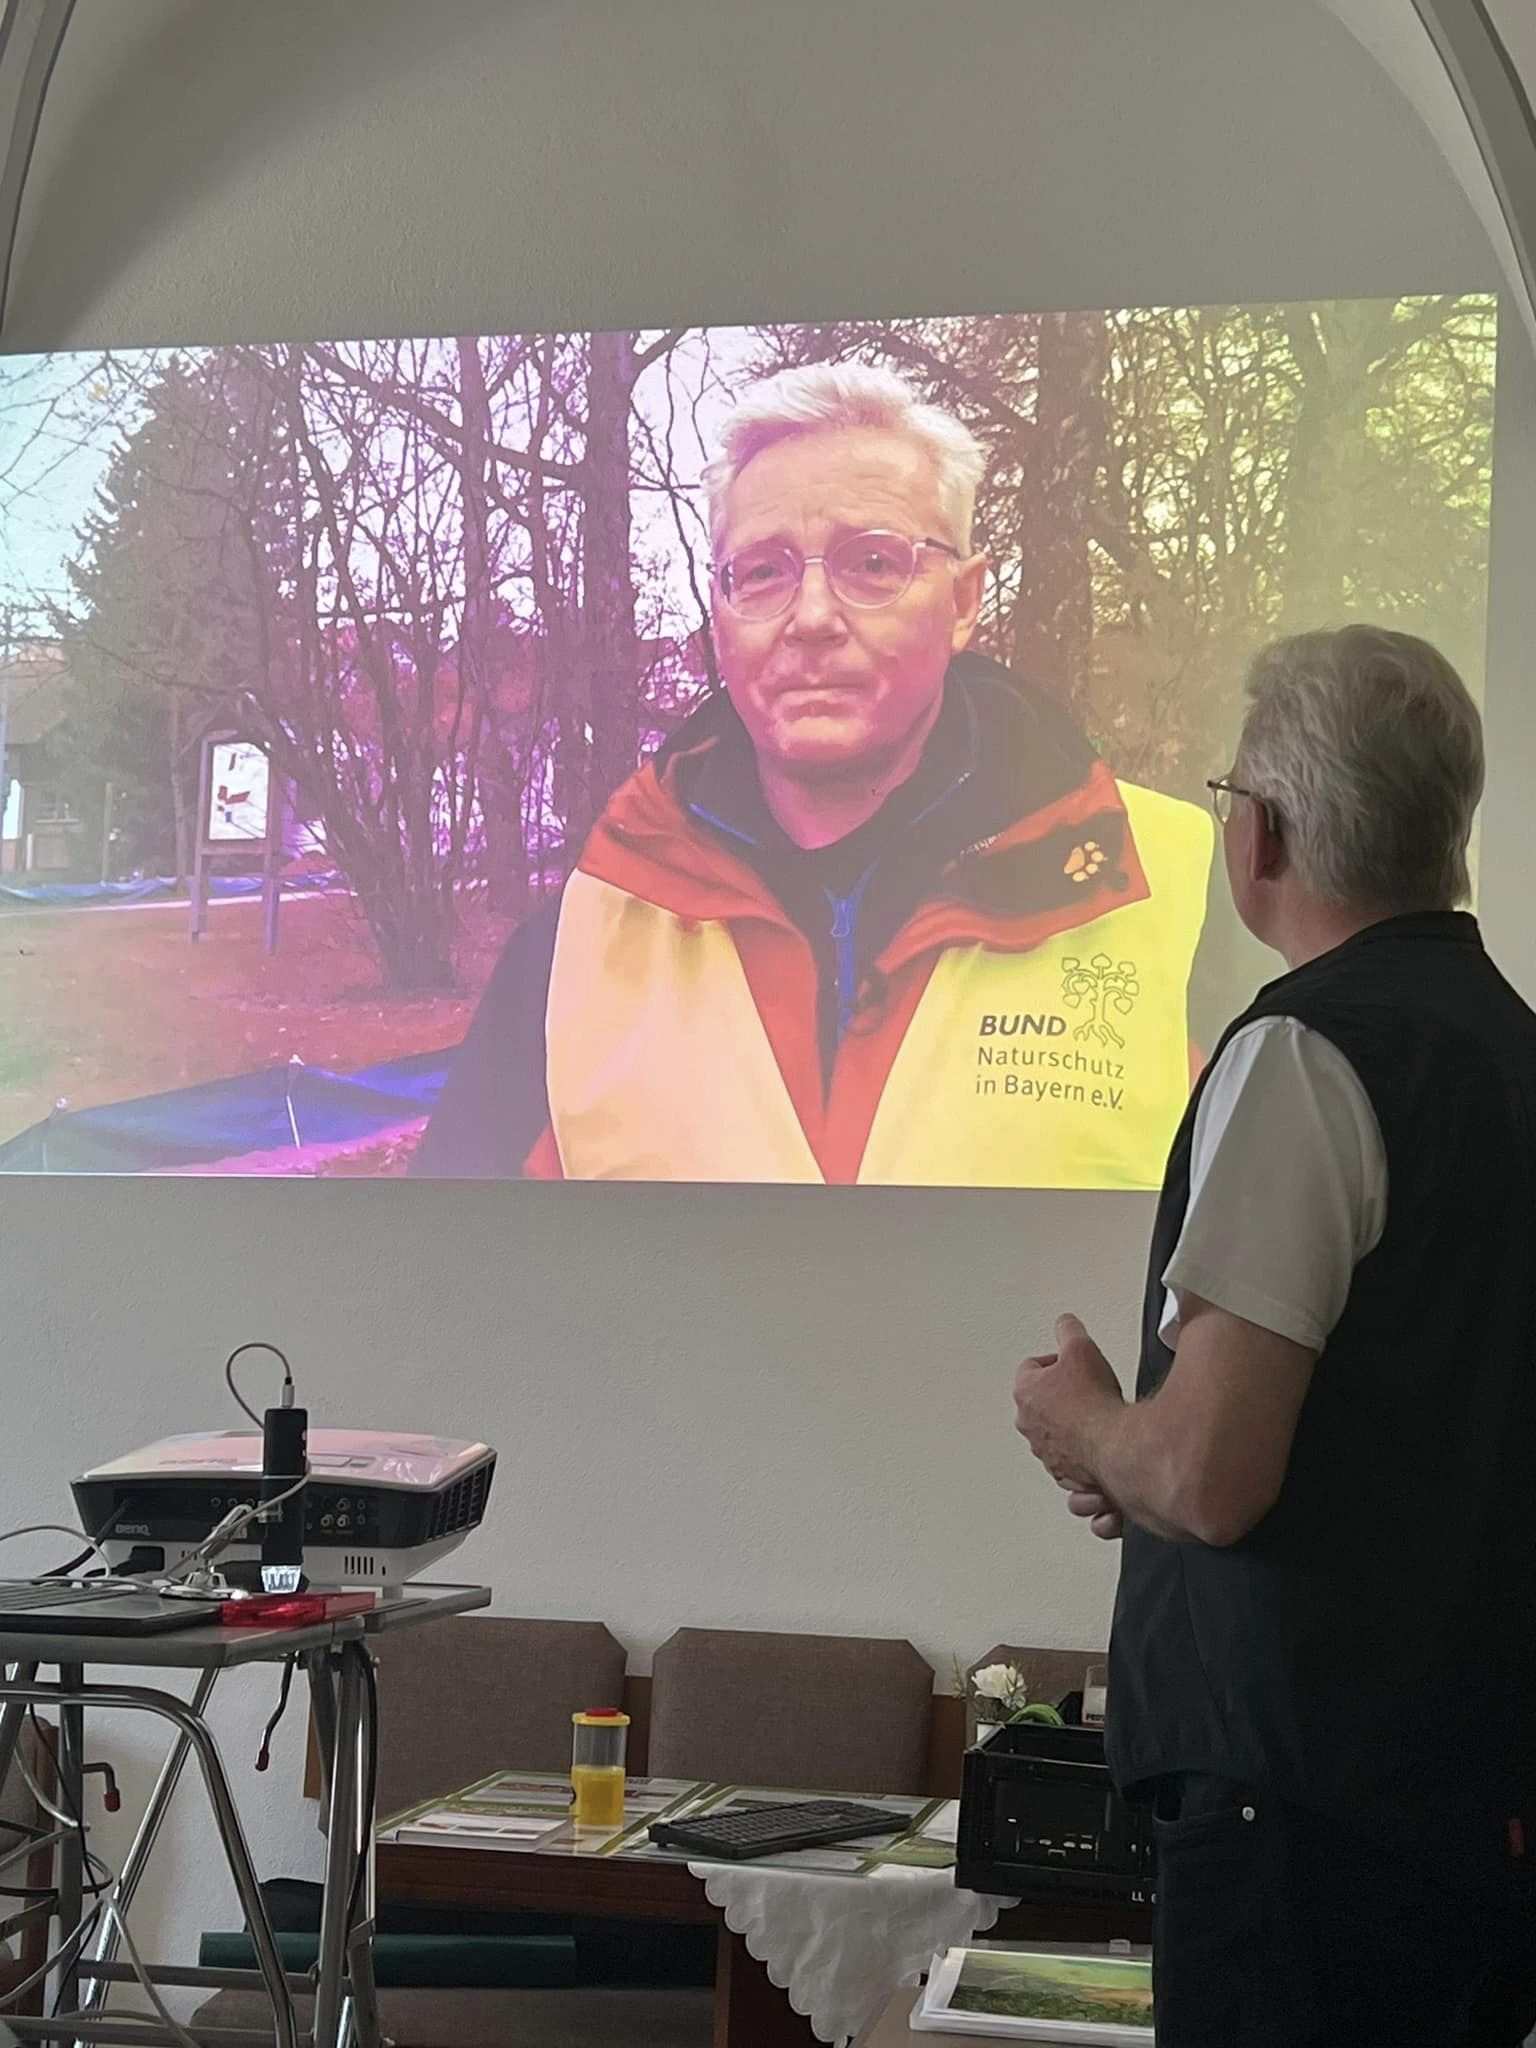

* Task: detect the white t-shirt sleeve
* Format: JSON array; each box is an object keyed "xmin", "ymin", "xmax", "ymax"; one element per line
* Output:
[{"xmin": 1159, "ymin": 1015, "xmax": 1387, "ymax": 1352}]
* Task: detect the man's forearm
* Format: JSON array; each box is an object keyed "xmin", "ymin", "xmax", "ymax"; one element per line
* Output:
[
  {"xmin": 1020, "ymin": 1302, "xmax": 1312, "ymax": 1551},
  {"xmin": 1084, "ymin": 1396, "xmax": 1207, "ymax": 1544}
]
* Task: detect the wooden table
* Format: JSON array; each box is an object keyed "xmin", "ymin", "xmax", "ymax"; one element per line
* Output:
[
  {"xmin": 855, "ymin": 1985, "xmax": 1089, "ymax": 2045},
  {"xmin": 379, "ymin": 1835, "xmax": 1150, "ymax": 2047}
]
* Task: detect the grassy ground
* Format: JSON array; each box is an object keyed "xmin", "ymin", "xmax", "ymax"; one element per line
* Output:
[{"xmin": 0, "ymin": 890, "xmax": 517, "ymax": 1146}]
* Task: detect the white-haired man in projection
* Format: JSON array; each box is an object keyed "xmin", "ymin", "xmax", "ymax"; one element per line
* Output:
[{"xmin": 413, "ymin": 361, "xmax": 1215, "ymax": 1184}]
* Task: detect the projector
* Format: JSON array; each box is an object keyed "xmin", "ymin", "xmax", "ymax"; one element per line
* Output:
[{"xmin": 74, "ymin": 1429, "xmax": 495, "ymax": 1590}]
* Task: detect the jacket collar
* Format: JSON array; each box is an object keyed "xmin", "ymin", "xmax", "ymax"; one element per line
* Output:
[
  {"xmin": 1255, "ymin": 910, "xmax": 1483, "ymax": 1006},
  {"xmin": 579, "ymin": 652, "xmax": 1151, "ymax": 968}
]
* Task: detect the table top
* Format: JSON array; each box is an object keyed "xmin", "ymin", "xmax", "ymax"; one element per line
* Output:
[
  {"xmin": 355, "ymin": 1581, "xmax": 490, "ymax": 1636},
  {"xmin": 380, "ymin": 1768, "xmax": 959, "ymax": 1878},
  {"xmin": 0, "ymin": 1579, "xmax": 489, "ymax": 1670}
]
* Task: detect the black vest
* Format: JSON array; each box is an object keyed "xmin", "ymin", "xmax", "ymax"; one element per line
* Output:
[{"xmin": 1106, "ymin": 913, "xmax": 1536, "ymax": 1819}]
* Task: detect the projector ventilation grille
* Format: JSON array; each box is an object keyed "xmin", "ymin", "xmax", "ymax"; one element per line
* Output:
[{"xmin": 428, "ymin": 1460, "xmax": 493, "ymax": 1540}]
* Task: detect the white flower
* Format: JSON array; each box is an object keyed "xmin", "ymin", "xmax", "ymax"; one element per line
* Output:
[{"xmin": 971, "ymin": 1663, "xmax": 1025, "ymax": 1704}]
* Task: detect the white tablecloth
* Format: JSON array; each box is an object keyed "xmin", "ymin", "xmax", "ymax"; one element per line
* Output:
[{"xmin": 689, "ymin": 1856, "xmax": 1016, "ymax": 2046}]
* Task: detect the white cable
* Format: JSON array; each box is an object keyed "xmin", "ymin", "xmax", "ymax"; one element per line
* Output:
[
  {"xmin": 223, "ymin": 1341, "xmax": 294, "ymax": 1428},
  {"xmin": 0, "ymin": 1526, "xmax": 115, "ymax": 1572},
  {"xmin": 221, "ymin": 1471, "xmax": 308, "ymax": 1543},
  {"xmin": 0, "ymin": 1469, "xmax": 309, "ymax": 1594},
  {"xmin": 0, "ymin": 1892, "xmax": 102, "ymax": 2013},
  {"xmin": 161, "ymin": 1471, "xmax": 311, "ymax": 1590},
  {"xmin": 0, "ymin": 1784, "xmax": 200, "ymax": 2048},
  {"xmin": 10, "ymin": 1734, "xmax": 113, "ymax": 1895},
  {"xmin": 0, "ymin": 1823, "xmax": 66, "ymax": 1884},
  {"xmin": 0, "ymin": 1870, "xmax": 204, "ymax": 2044},
  {"xmin": 97, "ymin": 1897, "xmax": 201, "ymax": 2048},
  {"xmin": 14, "ymin": 1745, "xmax": 75, "ymax": 1834}
]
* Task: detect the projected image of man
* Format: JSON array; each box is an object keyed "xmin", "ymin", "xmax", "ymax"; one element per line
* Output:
[{"xmin": 413, "ymin": 364, "xmax": 1215, "ymax": 1183}]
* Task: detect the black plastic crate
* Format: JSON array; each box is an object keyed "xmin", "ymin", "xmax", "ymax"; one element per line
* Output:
[{"xmin": 955, "ymin": 1720, "xmax": 1157, "ymax": 1906}]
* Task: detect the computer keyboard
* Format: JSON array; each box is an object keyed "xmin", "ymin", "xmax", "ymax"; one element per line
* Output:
[{"xmin": 649, "ymin": 1799, "xmax": 905, "ymax": 1861}]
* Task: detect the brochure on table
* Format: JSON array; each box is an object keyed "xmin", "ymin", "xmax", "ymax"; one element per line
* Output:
[
  {"xmin": 912, "ymin": 1944, "xmax": 1154, "ymax": 2042},
  {"xmin": 379, "ymin": 1769, "xmax": 961, "ymax": 1875}
]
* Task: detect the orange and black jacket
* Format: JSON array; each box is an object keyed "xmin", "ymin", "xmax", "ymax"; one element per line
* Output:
[{"xmin": 412, "ymin": 652, "xmax": 1221, "ymax": 1185}]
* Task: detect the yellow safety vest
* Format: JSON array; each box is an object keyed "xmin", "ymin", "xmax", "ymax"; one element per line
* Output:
[{"xmin": 545, "ymin": 782, "xmax": 1213, "ymax": 1187}]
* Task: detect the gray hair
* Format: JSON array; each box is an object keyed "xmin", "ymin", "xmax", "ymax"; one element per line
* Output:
[
  {"xmin": 702, "ymin": 362, "xmax": 986, "ymax": 552},
  {"xmin": 1235, "ymin": 625, "xmax": 1484, "ymax": 910}
]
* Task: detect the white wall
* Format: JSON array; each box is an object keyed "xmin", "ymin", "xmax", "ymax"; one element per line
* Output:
[{"xmin": 2, "ymin": 0, "xmax": 1530, "ymax": 1977}]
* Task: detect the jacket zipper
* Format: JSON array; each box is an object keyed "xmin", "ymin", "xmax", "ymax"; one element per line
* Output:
[
  {"xmin": 827, "ymin": 871, "xmax": 876, "ymax": 1042},
  {"xmin": 690, "ymin": 769, "xmax": 973, "ymax": 1048},
  {"xmin": 824, "ymin": 772, "xmax": 972, "ymax": 1045}
]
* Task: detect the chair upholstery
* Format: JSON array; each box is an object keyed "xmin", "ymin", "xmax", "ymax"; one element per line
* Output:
[
  {"xmin": 647, "ymin": 1627, "xmax": 933, "ymax": 1793},
  {"xmin": 373, "ymin": 1616, "xmax": 627, "ymax": 1819},
  {"xmin": 190, "ymin": 1984, "xmax": 712, "ymax": 2048}
]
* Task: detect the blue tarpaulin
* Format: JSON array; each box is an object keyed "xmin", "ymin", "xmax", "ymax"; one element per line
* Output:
[
  {"xmin": 0, "ymin": 1048, "xmax": 453, "ymax": 1173},
  {"xmin": 0, "ymin": 873, "xmax": 342, "ymax": 908}
]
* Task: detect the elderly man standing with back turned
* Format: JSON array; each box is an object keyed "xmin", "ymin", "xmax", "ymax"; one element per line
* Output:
[{"xmin": 1013, "ymin": 625, "xmax": 1536, "ymax": 2047}]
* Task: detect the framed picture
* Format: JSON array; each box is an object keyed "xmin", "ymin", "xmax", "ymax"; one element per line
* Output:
[{"xmin": 912, "ymin": 1944, "xmax": 1153, "ymax": 2042}]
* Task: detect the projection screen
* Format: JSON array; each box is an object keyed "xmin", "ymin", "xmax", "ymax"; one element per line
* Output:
[{"xmin": 0, "ymin": 298, "xmax": 1497, "ymax": 1181}]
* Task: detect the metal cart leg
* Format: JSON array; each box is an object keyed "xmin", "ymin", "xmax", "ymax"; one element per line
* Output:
[
  {"xmin": 0, "ymin": 1680, "xmax": 296, "ymax": 2048},
  {"xmin": 55, "ymin": 1668, "xmax": 85, "ymax": 2019},
  {"xmin": 343, "ymin": 1648, "xmax": 380, "ymax": 2048},
  {"xmin": 304, "ymin": 1648, "xmax": 338, "ymax": 1823},
  {"xmin": 312, "ymin": 1647, "xmax": 363, "ymax": 2048},
  {"xmin": 294, "ymin": 1644, "xmax": 385, "ymax": 2045},
  {"xmin": 73, "ymin": 1670, "xmax": 219, "ymax": 2032},
  {"xmin": 0, "ymin": 1668, "xmax": 39, "ymax": 1795}
]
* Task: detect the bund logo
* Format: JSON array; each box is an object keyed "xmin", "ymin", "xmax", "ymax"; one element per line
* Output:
[{"xmin": 1060, "ymin": 954, "xmax": 1140, "ymax": 1048}]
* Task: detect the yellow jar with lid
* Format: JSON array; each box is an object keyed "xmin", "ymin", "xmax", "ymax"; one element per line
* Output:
[{"xmin": 570, "ymin": 1708, "xmax": 630, "ymax": 1828}]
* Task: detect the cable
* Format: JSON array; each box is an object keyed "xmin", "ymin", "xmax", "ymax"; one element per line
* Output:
[
  {"xmin": 95, "ymin": 1898, "xmax": 201, "ymax": 2048},
  {"xmin": 216, "ymin": 1471, "xmax": 308, "ymax": 1548},
  {"xmin": 223, "ymin": 1342, "xmax": 293, "ymax": 1428},
  {"xmin": 0, "ymin": 1719, "xmax": 113, "ymax": 2018},
  {"xmin": 22, "ymin": 1714, "xmax": 113, "ymax": 1897},
  {"xmin": 255, "ymin": 1658, "xmax": 296, "ymax": 1773},
  {"xmin": 11, "ymin": 1728, "xmax": 201, "ymax": 2042},
  {"xmin": 17, "ymin": 1718, "xmax": 173, "ymax": 2035},
  {"xmin": 0, "ymin": 1526, "xmax": 117, "ymax": 1574},
  {"xmin": 160, "ymin": 1471, "xmax": 310, "ymax": 1595},
  {"xmin": 0, "ymin": 1887, "xmax": 102, "ymax": 2014},
  {"xmin": 48, "ymin": 1896, "xmax": 102, "ymax": 2021},
  {"xmin": 0, "ymin": 1823, "xmax": 68, "ymax": 1897},
  {"xmin": 35, "ymin": 1500, "xmax": 147, "ymax": 1583},
  {"xmin": 41, "ymin": 1546, "xmax": 95, "ymax": 1580}
]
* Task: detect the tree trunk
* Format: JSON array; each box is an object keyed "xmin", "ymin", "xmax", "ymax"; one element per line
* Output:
[
  {"xmin": 1278, "ymin": 303, "xmax": 1395, "ymax": 634},
  {"xmin": 574, "ymin": 329, "xmax": 642, "ymax": 847},
  {"xmin": 1011, "ymin": 312, "xmax": 1107, "ymax": 713},
  {"xmin": 370, "ymin": 886, "xmax": 458, "ymax": 993},
  {"xmin": 169, "ymin": 689, "xmax": 191, "ymax": 886},
  {"xmin": 454, "ymin": 337, "xmax": 523, "ymax": 910},
  {"xmin": 281, "ymin": 346, "xmax": 459, "ymax": 994}
]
